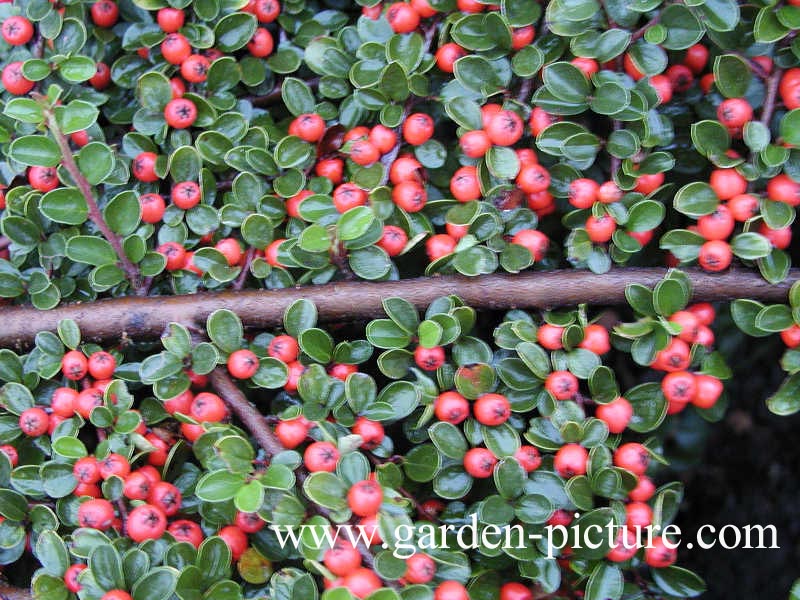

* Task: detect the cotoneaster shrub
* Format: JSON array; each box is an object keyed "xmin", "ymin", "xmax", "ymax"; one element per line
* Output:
[{"xmin": 1, "ymin": 0, "xmax": 800, "ymax": 598}]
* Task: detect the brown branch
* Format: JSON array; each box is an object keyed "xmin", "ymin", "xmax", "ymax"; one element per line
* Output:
[
  {"xmin": 0, "ymin": 268, "xmax": 797, "ymax": 350},
  {"xmin": 209, "ymin": 368, "xmax": 392, "ymax": 585},
  {"xmin": 761, "ymin": 67, "xmax": 784, "ymax": 129},
  {"xmin": 208, "ymin": 367, "xmax": 285, "ymax": 458},
  {"xmin": 233, "ymin": 247, "xmax": 255, "ymax": 291},
  {"xmin": 42, "ymin": 107, "xmax": 142, "ymax": 290}
]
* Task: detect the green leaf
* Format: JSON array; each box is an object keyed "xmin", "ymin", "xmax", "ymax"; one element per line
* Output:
[
  {"xmin": 132, "ymin": 567, "xmax": 178, "ymax": 600},
  {"xmin": 780, "ymin": 110, "xmax": 800, "ymax": 147},
  {"xmin": 282, "ymin": 77, "xmax": 316, "ymax": 116},
  {"xmin": 195, "ymin": 470, "xmax": 247, "ymax": 501},
  {"xmin": 543, "ymin": 62, "xmax": 590, "ymax": 103},
  {"xmin": 40, "ymin": 188, "xmax": 88, "ymax": 225},
  {"xmin": 303, "ymin": 472, "xmax": 349, "ymax": 510},
  {"xmin": 284, "ymin": 299, "xmax": 318, "ymax": 337},
  {"xmin": 54, "ymin": 100, "xmax": 98, "ymax": 134},
  {"xmin": 298, "ymin": 328, "xmax": 334, "ymax": 363},
  {"xmin": 429, "ymin": 422, "xmax": 468, "ymax": 459},
  {"xmin": 659, "ymin": 4, "xmax": 704, "ymax": 50},
  {"xmin": 444, "ymin": 97, "xmax": 483, "ymax": 130},
  {"xmin": 653, "ymin": 278, "xmax": 689, "ymax": 316},
  {"xmin": 66, "ymin": 236, "xmax": 118, "ymax": 266},
  {"xmin": 382, "ymin": 298, "xmax": 420, "ymax": 334},
  {"xmin": 731, "ymin": 232, "xmax": 771, "ymax": 260},
  {"xmin": 767, "ymin": 373, "xmax": 800, "ymax": 416},
  {"xmin": 207, "ymin": 309, "xmax": 243, "ymax": 354},
  {"xmin": 713, "ymin": 55, "xmax": 751, "ymax": 98},
  {"xmin": 214, "ymin": 12, "xmax": 257, "ymax": 52},
  {"xmin": 585, "ymin": 562, "xmax": 623, "ymax": 600},
  {"xmin": 90, "ymin": 544, "xmax": 125, "ymax": 591},
  {"xmin": 485, "ymin": 146, "xmax": 520, "ymax": 179},
  {"xmin": 673, "ymin": 182, "xmax": 719, "ymax": 217},
  {"xmin": 652, "ymin": 566, "xmax": 706, "ymax": 597},
  {"xmin": 78, "ymin": 142, "xmax": 115, "ymax": 185},
  {"xmin": 34, "ymin": 530, "xmax": 70, "ymax": 577},
  {"xmin": 4, "ymin": 98, "xmax": 44, "ymax": 123},
  {"xmin": 338, "ymin": 206, "xmax": 375, "ymax": 241},
  {"xmin": 9, "ymin": 135, "xmax": 61, "ymax": 167}
]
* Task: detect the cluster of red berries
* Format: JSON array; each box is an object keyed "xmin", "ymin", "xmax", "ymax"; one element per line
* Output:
[{"xmin": 651, "ymin": 303, "xmax": 724, "ymax": 413}]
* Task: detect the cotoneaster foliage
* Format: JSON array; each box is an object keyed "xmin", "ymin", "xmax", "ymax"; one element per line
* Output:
[{"xmin": 1, "ymin": 0, "xmax": 800, "ymax": 598}]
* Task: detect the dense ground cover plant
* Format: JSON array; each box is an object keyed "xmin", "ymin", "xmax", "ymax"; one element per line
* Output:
[
  {"xmin": 0, "ymin": 278, "xmax": 731, "ymax": 600},
  {"xmin": 2, "ymin": 0, "xmax": 800, "ymax": 598}
]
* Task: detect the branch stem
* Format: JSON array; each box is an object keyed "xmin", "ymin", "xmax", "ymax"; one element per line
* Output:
[
  {"xmin": 0, "ymin": 268, "xmax": 796, "ymax": 350},
  {"xmin": 44, "ymin": 110, "xmax": 142, "ymax": 290}
]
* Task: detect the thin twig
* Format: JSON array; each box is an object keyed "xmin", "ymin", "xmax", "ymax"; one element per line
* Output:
[
  {"xmin": 233, "ymin": 247, "xmax": 255, "ymax": 291},
  {"xmin": 761, "ymin": 68, "xmax": 784, "ymax": 129},
  {"xmin": 208, "ymin": 367, "xmax": 285, "ymax": 458},
  {"xmin": 42, "ymin": 105, "xmax": 142, "ymax": 290}
]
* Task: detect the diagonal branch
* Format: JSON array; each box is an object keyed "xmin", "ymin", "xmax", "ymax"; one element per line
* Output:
[{"xmin": 43, "ymin": 109, "xmax": 142, "ymax": 291}]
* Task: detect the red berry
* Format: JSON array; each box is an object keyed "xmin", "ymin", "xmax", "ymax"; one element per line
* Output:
[
  {"xmin": 2, "ymin": 16, "xmax": 34, "ymax": 45},
  {"xmin": 164, "ymin": 98, "xmax": 197, "ymax": 129},
  {"xmin": 435, "ymin": 43, "xmax": 466, "ymax": 73},
  {"xmin": 414, "ymin": 345, "xmax": 445, "ymax": 371},
  {"xmin": 248, "ymin": 27, "xmax": 274, "ymax": 57},
  {"xmin": 19, "ymin": 407, "xmax": 49, "ymax": 437},
  {"xmin": 645, "ymin": 537, "xmax": 677, "ymax": 568},
  {"xmin": 692, "ymin": 374, "xmax": 723, "ymax": 409},
  {"xmin": 352, "ymin": 417, "xmax": 384, "ymax": 450},
  {"xmin": 78, "ymin": 498, "xmax": 115, "ymax": 530},
  {"xmin": 168, "ymin": 520, "xmax": 204, "ymax": 547},
  {"xmin": 426, "ymin": 233, "xmax": 456, "ymax": 261},
  {"xmin": 218, "ymin": 525, "xmax": 248, "ymax": 561},
  {"xmin": 268, "ymin": 335, "xmax": 299, "ymax": 362},
  {"xmin": 140, "ymin": 193, "xmax": 166, "ymax": 224},
  {"xmin": 544, "ymin": 370, "xmax": 579, "ymax": 401},
  {"xmin": 377, "ymin": 225, "xmax": 408, "ymax": 257},
  {"xmin": 554, "ymin": 443, "xmax": 588, "ymax": 478},
  {"xmin": 514, "ymin": 445, "xmax": 541, "ymax": 472},
  {"xmin": 156, "ymin": 7, "xmax": 184, "ymax": 32},
  {"xmin": 434, "ymin": 391, "xmax": 470, "ymax": 424},
  {"xmin": 614, "ymin": 442, "xmax": 650, "ymax": 476},
  {"xmin": 698, "ymin": 240, "xmax": 732, "ymax": 272},
  {"xmin": 254, "ymin": 0, "xmax": 280, "ymax": 22},
  {"xmin": 347, "ymin": 480, "xmax": 384, "ymax": 517},
  {"xmin": 62, "ymin": 350, "xmax": 88, "ymax": 380},
  {"xmin": 485, "ymin": 109, "xmax": 524, "ymax": 146},
  {"xmin": 161, "ymin": 33, "xmax": 191, "ymax": 64},
  {"xmin": 324, "ymin": 541, "xmax": 362, "ymax": 576},
  {"xmin": 88, "ymin": 351, "xmax": 116, "ymax": 379},
  {"xmin": 434, "ymin": 581, "xmax": 470, "ymax": 600},
  {"xmin": 473, "ymin": 393, "xmax": 511, "ymax": 426},
  {"xmin": 500, "ymin": 582, "xmax": 533, "ymax": 600},
  {"xmin": 404, "ymin": 553, "xmax": 436, "ymax": 584},
  {"xmin": 190, "ymin": 392, "xmax": 228, "ymax": 422},
  {"xmin": 386, "ymin": 2, "xmax": 420, "ymax": 33},
  {"xmin": 402, "ymin": 113, "xmax": 434, "ymax": 145},
  {"xmin": 132, "ymin": 152, "xmax": 159, "ymax": 183},
  {"xmin": 90, "ymin": 0, "xmax": 119, "ymax": 27},
  {"xmin": 578, "ymin": 324, "xmax": 610, "ymax": 355},
  {"xmin": 595, "ymin": 396, "xmax": 633, "ymax": 434},
  {"xmin": 64, "ymin": 564, "xmax": 87, "ymax": 593},
  {"xmin": 393, "ymin": 180, "xmax": 427, "ymax": 212},
  {"xmin": 227, "ymin": 349, "xmax": 260, "ymax": 379},
  {"xmin": 463, "ymin": 447, "xmax": 497, "ymax": 478},
  {"xmin": 304, "ymin": 441, "xmax": 339, "ymax": 472},
  {"xmin": 342, "ymin": 567, "xmax": 382, "ymax": 599},
  {"xmin": 127, "ymin": 504, "xmax": 167, "ymax": 543}
]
